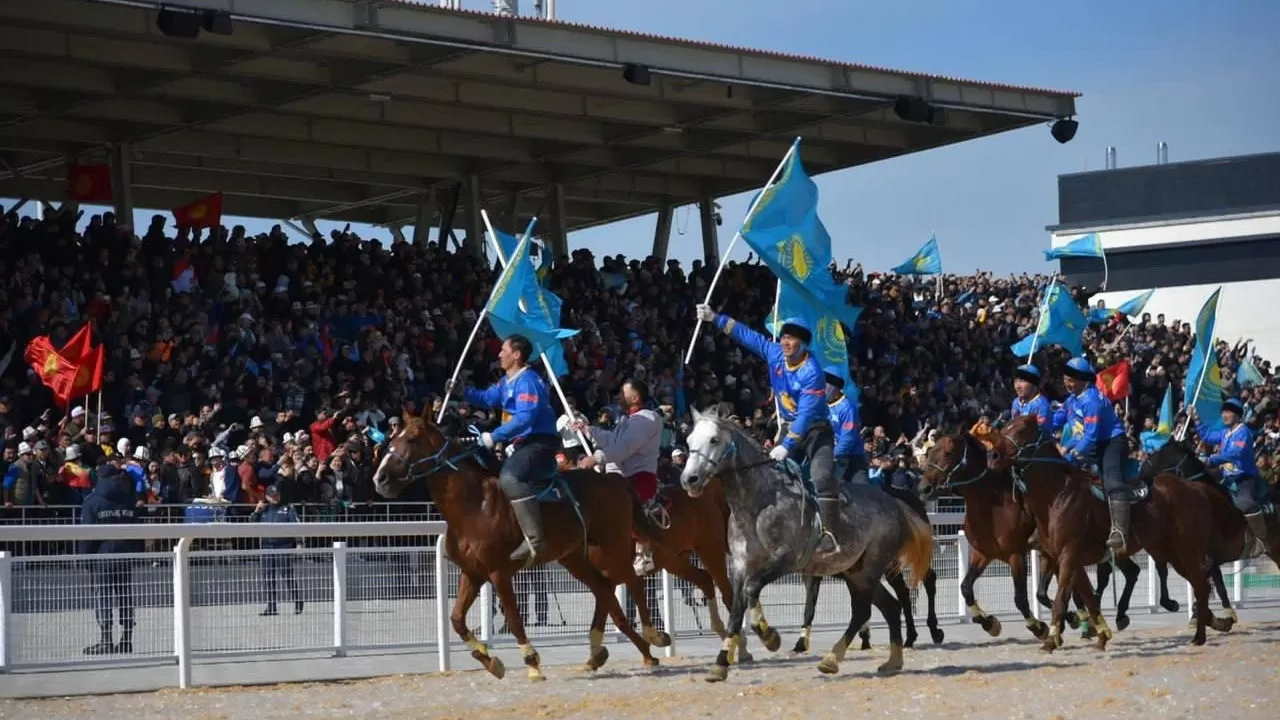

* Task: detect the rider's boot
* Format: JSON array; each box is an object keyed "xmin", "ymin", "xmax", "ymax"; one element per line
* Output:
[
  {"xmin": 1245, "ymin": 512, "xmax": 1269, "ymax": 554},
  {"xmin": 509, "ymin": 497, "xmax": 547, "ymax": 567},
  {"xmin": 1106, "ymin": 498, "xmax": 1130, "ymax": 554},
  {"xmin": 817, "ymin": 498, "xmax": 841, "ymax": 555},
  {"xmin": 633, "ymin": 541, "xmax": 655, "ymax": 576}
]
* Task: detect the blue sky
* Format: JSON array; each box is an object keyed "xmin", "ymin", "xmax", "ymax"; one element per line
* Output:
[{"xmin": 14, "ymin": 0, "xmax": 1280, "ymax": 275}]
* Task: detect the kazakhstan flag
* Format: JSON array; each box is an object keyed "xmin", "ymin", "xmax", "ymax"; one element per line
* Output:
[
  {"xmin": 891, "ymin": 236, "xmax": 942, "ymax": 276},
  {"xmin": 486, "ymin": 233, "xmax": 578, "ymax": 377},
  {"xmin": 1140, "ymin": 385, "xmax": 1176, "ymax": 453},
  {"xmin": 1183, "ymin": 287, "xmax": 1223, "ymax": 431},
  {"xmin": 1044, "ymin": 233, "xmax": 1104, "ymax": 260},
  {"xmin": 1009, "ymin": 280, "xmax": 1088, "ymax": 358}
]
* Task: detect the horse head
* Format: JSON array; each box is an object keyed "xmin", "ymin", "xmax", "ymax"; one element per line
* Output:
[
  {"xmin": 985, "ymin": 414, "xmax": 1041, "ymax": 473},
  {"xmin": 680, "ymin": 405, "xmax": 737, "ymax": 498},
  {"xmin": 372, "ymin": 410, "xmax": 450, "ymax": 499},
  {"xmin": 1141, "ymin": 436, "xmax": 1213, "ymax": 483},
  {"xmin": 919, "ymin": 432, "xmax": 984, "ymax": 499}
]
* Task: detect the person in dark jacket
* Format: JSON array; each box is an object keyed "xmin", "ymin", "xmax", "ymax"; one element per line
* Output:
[
  {"xmin": 252, "ymin": 484, "xmax": 303, "ymax": 616},
  {"xmin": 77, "ymin": 465, "xmax": 143, "ymax": 654}
]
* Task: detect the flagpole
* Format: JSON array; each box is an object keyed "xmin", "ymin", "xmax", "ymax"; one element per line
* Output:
[
  {"xmin": 770, "ymin": 279, "xmax": 783, "ymax": 423},
  {"xmin": 436, "ymin": 215, "xmax": 539, "ymax": 424},
  {"xmin": 684, "ymin": 137, "xmax": 801, "ymax": 365},
  {"xmin": 1175, "ymin": 291, "xmax": 1223, "ymax": 441},
  {"xmin": 1025, "ymin": 277, "xmax": 1055, "ymax": 359},
  {"xmin": 1107, "ymin": 322, "xmax": 1134, "ymax": 350},
  {"xmin": 1100, "ymin": 251, "xmax": 1109, "ymax": 291},
  {"xmin": 480, "ymin": 210, "xmax": 594, "ymax": 455}
]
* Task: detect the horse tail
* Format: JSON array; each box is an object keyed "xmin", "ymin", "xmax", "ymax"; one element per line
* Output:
[{"xmin": 895, "ymin": 500, "xmax": 935, "ymax": 590}]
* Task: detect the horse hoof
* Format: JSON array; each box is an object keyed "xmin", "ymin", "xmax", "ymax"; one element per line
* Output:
[
  {"xmin": 1115, "ymin": 614, "xmax": 1131, "ymax": 633},
  {"xmin": 527, "ymin": 667, "xmax": 546, "ymax": 682},
  {"xmin": 817, "ymin": 654, "xmax": 840, "ymax": 675},
  {"xmin": 1189, "ymin": 634, "xmax": 1206, "ymax": 647},
  {"xmin": 649, "ymin": 631, "xmax": 672, "ymax": 648},
  {"xmin": 486, "ymin": 656, "xmax": 506, "ymax": 680},
  {"xmin": 792, "ymin": 637, "xmax": 809, "ymax": 654},
  {"xmin": 584, "ymin": 645, "xmax": 609, "ymax": 672},
  {"xmin": 930, "ymin": 627, "xmax": 946, "ymax": 644},
  {"xmin": 1212, "ymin": 617, "xmax": 1235, "ymax": 633},
  {"xmin": 1064, "ymin": 611, "xmax": 1081, "ymax": 630},
  {"xmin": 1160, "ymin": 598, "xmax": 1181, "ymax": 613},
  {"xmin": 904, "ymin": 630, "xmax": 918, "ymax": 648},
  {"xmin": 757, "ymin": 627, "xmax": 781, "ymax": 653},
  {"xmin": 1081, "ymin": 626, "xmax": 1097, "ymax": 641},
  {"xmin": 1225, "ymin": 608, "xmax": 1239, "ymax": 624},
  {"xmin": 877, "ymin": 659, "xmax": 903, "ymax": 674},
  {"xmin": 1028, "ymin": 620, "xmax": 1049, "ymax": 640},
  {"xmin": 737, "ymin": 651, "xmax": 755, "ymax": 665},
  {"xmin": 706, "ymin": 665, "xmax": 729, "ymax": 683},
  {"xmin": 982, "ymin": 615, "xmax": 1002, "ymax": 637},
  {"xmin": 859, "ymin": 638, "xmax": 872, "ymax": 651},
  {"xmin": 643, "ymin": 656, "xmax": 661, "ymax": 668}
]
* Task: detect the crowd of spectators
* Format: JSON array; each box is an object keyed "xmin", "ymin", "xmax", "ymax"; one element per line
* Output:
[{"xmin": 3, "ymin": 204, "xmax": 1279, "ymax": 518}]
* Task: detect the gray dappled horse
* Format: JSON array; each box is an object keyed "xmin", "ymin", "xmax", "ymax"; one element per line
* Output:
[{"xmin": 679, "ymin": 406, "xmax": 935, "ymax": 682}]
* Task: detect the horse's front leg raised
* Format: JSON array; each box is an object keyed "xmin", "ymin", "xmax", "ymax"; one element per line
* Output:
[
  {"xmin": 453, "ymin": 573, "xmax": 506, "ymax": 679},
  {"xmin": 1153, "ymin": 558, "xmax": 1181, "ymax": 612},
  {"xmin": 922, "ymin": 568, "xmax": 945, "ymax": 644},
  {"xmin": 1112, "ymin": 555, "xmax": 1142, "ymax": 632},
  {"xmin": 490, "ymin": 571, "xmax": 544, "ymax": 681}
]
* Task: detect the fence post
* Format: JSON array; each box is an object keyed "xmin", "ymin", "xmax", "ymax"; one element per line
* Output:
[
  {"xmin": 1028, "ymin": 550, "xmax": 1041, "ymax": 621},
  {"xmin": 660, "ymin": 570, "xmax": 675, "ymax": 658},
  {"xmin": 434, "ymin": 532, "xmax": 450, "ymax": 672},
  {"xmin": 1185, "ymin": 579, "xmax": 1193, "ymax": 621},
  {"xmin": 1146, "ymin": 553, "xmax": 1157, "ymax": 612},
  {"xmin": 1232, "ymin": 559, "xmax": 1244, "ymax": 605},
  {"xmin": 0, "ymin": 551, "xmax": 11, "ymax": 671},
  {"xmin": 479, "ymin": 582, "xmax": 493, "ymax": 643},
  {"xmin": 955, "ymin": 531, "xmax": 970, "ymax": 618},
  {"xmin": 332, "ymin": 542, "xmax": 347, "ymax": 656},
  {"xmin": 173, "ymin": 538, "xmax": 192, "ymax": 689}
]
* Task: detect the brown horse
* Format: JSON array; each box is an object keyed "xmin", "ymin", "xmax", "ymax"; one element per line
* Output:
[
  {"xmin": 988, "ymin": 415, "xmax": 1234, "ymax": 650},
  {"xmin": 373, "ymin": 415, "xmax": 660, "ymax": 680}
]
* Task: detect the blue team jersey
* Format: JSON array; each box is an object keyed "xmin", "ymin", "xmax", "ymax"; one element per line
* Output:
[
  {"xmin": 1057, "ymin": 385, "xmax": 1124, "ymax": 463},
  {"xmin": 1197, "ymin": 422, "xmax": 1257, "ymax": 479},
  {"xmin": 714, "ymin": 314, "xmax": 826, "ymax": 451},
  {"xmin": 1011, "ymin": 394, "xmax": 1052, "ymax": 428},
  {"xmin": 463, "ymin": 366, "xmax": 559, "ymax": 444},
  {"xmin": 829, "ymin": 394, "xmax": 864, "ymax": 458}
]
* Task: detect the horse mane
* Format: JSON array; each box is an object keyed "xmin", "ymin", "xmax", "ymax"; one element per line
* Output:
[
  {"xmin": 1156, "ymin": 437, "xmax": 1233, "ymax": 501},
  {"xmin": 697, "ymin": 407, "xmax": 768, "ymax": 461}
]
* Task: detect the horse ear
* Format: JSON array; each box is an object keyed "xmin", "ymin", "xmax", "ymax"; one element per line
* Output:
[{"xmin": 690, "ymin": 405, "xmax": 704, "ymax": 423}]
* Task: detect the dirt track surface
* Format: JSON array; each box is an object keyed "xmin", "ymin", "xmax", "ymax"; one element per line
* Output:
[{"xmin": 5, "ymin": 621, "xmax": 1279, "ymax": 720}]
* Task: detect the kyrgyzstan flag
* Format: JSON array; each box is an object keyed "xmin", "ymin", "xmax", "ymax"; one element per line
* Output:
[
  {"xmin": 57, "ymin": 323, "xmax": 105, "ymax": 397},
  {"xmin": 24, "ymin": 337, "xmax": 90, "ymax": 407},
  {"xmin": 64, "ymin": 164, "xmax": 113, "ymax": 203},
  {"xmin": 172, "ymin": 191, "xmax": 224, "ymax": 229},
  {"xmin": 1096, "ymin": 359, "xmax": 1131, "ymax": 402},
  {"xmin": 171, "ymin": 255, "xmax": 196, "ymax": 294}
]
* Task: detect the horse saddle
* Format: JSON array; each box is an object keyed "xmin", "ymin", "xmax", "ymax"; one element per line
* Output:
[
  {"xmin": 1083, "ymin": 458, "xmax": 1151, "ymax": 503},
  {"xmin": 533, "ymin": 472, "xmax": 574, "ymax": 504}
]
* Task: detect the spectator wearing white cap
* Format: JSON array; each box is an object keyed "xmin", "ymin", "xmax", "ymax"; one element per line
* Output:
[
  {"xmin": 4, "ymin": 441, "xmax": 43, "ymax": 508},
  {"xmin": 58, "ymin": 443, "xmax": 94, "ymax": 504},
  {"xmin": 122, "ymin": 446, "xmax": 150, "ymax": 505}
]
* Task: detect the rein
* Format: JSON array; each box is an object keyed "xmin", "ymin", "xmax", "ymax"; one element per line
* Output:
[
  {"xmin": 1141, "ymin": 447, "xmax": 1210, "ymax": 483},
  {"xmin": 383, "ymin": 424, "xmax": 490, "ymax": 481},
  {"xmin": 924, "ymin": 433, "xmax": 990, "ymax": 490}
]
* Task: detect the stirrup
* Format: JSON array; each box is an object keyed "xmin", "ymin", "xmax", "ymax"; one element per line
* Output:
[
  {"xmin": 645, "ymin": 501, "xmax": 671, "ymax": 530},
  {"xmin": 633, "ymin": 547, "xmax": 655, "ymax": 576},
  {"xmin": 817, "ymin": 530, "xmax": 840, "ymax": 554}
]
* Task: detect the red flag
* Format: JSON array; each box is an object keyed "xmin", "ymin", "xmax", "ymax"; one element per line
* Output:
[
  {"xmin": 64, "ymin": 164, "xmax": 114, "ymax": 203},
  {"xmin": 172, "ymin": 192, "xmax": 223, "ymax": 229},
  {"xmin": 60, "ymin": 323, "xmax": 94, "ymax": 363},
  {"xmin": 1096, "ymin": 360, "xmax": 1131, "ymax": 402},
  {"xmin": 24, "ymin": 337, "xmax": 82, "ymax": 407},
  {"xmin": 57, "ymin": 323, "xmax": 104, "ymax": 397}
]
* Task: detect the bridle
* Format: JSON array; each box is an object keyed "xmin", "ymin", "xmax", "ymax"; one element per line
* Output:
[
  {"xmin": 379, "ymin": 424, "xmax": 488, "ymax": 482},
  {"xmin": 923, "ymin": 433, "xmax": 989, "ymax": 490}
]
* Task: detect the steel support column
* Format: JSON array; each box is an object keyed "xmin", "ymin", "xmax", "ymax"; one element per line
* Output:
[
  {"xmin": 412, "ymin": 189, "xmax": 436, "ymax": 246},
  {"xmin": 465, "ymin": 174, "xmax": 483, "ymax": 259},
  {"xmin": 545, "ymin": 183, "xmax": 568, "ymax": 265},
  {"xmin": 651, "ymin": 201, "xmax": 674, "ymax": 262},
  {"xmin": 110, "ymin": 142, "xmax": 134, "ymax": 226},
  {"xmin": 698, "ymin": 197, "xmax": 719, "ymax": 266}
]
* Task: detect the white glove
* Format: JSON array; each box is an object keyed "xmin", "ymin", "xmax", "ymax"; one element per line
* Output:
[
  {"xmin": 592, "ymin": 449, "xmax": 607, "ymax": 466},
  {"xmin": 479, "ymin": 432, "xmax": 494, "ymax": 449},
  {"xmin": 443, "ymin": 379, "xmax": 457, "ymax": 397},
  {"xmin": 695, "ymin": 304, "xmax": 716, "ymax": 322},
  {"xmin": 769, "ymin": 444, "xmax": 790, "ymax": 462}
]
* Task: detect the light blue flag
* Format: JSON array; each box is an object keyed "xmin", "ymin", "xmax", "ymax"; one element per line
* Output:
[
  {"xmin": 1140, "ymin": 385, "xmax": 1176, "ymax": 453},
  {"xmin": 1043, "ymin": 232, "xmax": 1104, "ymax": 260},
  {"xmin": 766, "ymin": 293, "xmax": 863, "ymax": 391},
  {"xmin": 739, "ymin": 140, "xmax": 859, "ymax": 329},
  {"xmin": 486, "ymin": 233, "xmax": 578, "ymax": 377},
  {"xmin": 1087, "ymin": 306, "xmax": 1119, "ymax": 325},
  {"xmin": 1009, "ymin": 280, "xmax": 1088, "ymax": 358},
  {"xmin": 1238, "ymin": 356, "xmax": 1266, "ymax": 389},
  {"xmin": 1116, "ymin": 288, "xmax": 1154, "ymax": 317},
  {"xmin": 1183, "ymin": 288, "xmax": 1223, "ymax": 431},
  {"xmin": 891, "ymin": 236, "xmax": 942, "ymax": 276}
]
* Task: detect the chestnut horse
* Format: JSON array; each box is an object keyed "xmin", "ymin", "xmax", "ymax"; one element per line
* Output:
[
  {"xmin": 373, "ymin": 415, "xmax": 660, "ymax": 680},
  {"xmin": 988, "ymin": 415, "xmax": 1234, "ymax": 650}
]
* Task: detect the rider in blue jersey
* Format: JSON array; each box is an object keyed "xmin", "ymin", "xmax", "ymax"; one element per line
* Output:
[
  {"xmin": 1196, "ymin": 397, "xmax": 1270, "ymax": 546},
  {"xmin": 1058, "ymin": 357, "xmax": 1131, "ymax": 552},
  {"xmin": 825, "ymin": 371, "xmax": 868, "ymax": 485},
  {"xmin": 695, "ymin": 304, "xmax": 840, "ymax": 554},
  {"xmin": 1010, "ymin": 364, "xmax": 1052, "ymax": 428},
  {"xmin": 447, "ymin": 334, "xmax": 560, "ymax": 567}
]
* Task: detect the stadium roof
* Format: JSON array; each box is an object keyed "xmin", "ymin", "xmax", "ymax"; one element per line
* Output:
[{"xmin": 0, "ymin": 0, "xmax": 1078, "ymax": 232}]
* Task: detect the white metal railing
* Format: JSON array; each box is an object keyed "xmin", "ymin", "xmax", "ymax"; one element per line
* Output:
[{"xmin": 0, "ymin": 517, "xmax": 1274, "ymax": 691}]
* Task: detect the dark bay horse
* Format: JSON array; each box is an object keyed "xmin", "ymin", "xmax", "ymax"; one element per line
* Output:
[
  {"xmin": 373, "ymin": 415, "xmax": 660, "ymax": 680},
  {"xmin": 681, "ymin": 407, "xmax": 934, "ymax": 681},
  {"xmin": 988, "ymin": 415, "xmax": 1234, "ymax": 649},
  {"xmin": 791, "ymin": 484, "xmax": 945, "ymax": 654}
]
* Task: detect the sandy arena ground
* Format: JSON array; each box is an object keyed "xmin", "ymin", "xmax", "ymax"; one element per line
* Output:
[{"xmin": 3, "ymin": 613, "xmax": 1279, "ymax": 720}]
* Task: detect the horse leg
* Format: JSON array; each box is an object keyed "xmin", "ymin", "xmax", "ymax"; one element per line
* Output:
[
  {"xmin": 869, "ymin": 580, "xmax": 906, "ymax": 674},
  {"xmin": 1210, "ymin": 564, "xmax": 1236, "ymax": 624},
  {"xmin": 1009, "ymin": 552, "xmax": 1048, "ymax": 639},
  {"xmin": 624, "ymin": 575, "xmax": 671, "ymax": 649},
  {"xmin": 558, "ymin": 553, "xmax": 656, "ymax": 671},
  {"xmin": 817, "ymin": 575, "xmax": 875, "ymax": 675},
  {"xmin": 1043, "ymin": 553, "xmax": 1077, "ymax": 652},
  {"xmin": 707, "ymin": 566, "xmax": 749, "ymax": 683},
  {"xmin": 923, "ymin": 568, "xmax": 945, "ymax": 644},
  {"xmin": 452, "ymin": 572, "xmax": 505, "ymax": 679},
  {"xmin": 490, "ymin": 571, "xmax": 544, "ymax": 681},
  {"xmin": 1073, "ymin": 583, "xmax": 1096, "ymax": 639},
  {"xmin": 1154, "ymin": 558, "xmax": 1181, "ymax": 612},
  {"xmin": 1069, "ymin": 566, "xmax": 1111, "ymax": 651},
  {"xmin": 792, "ymin": 575, "xmax": 821, "ymax": 653},
  {"xmin": 960, "ymin": 550, "xmax": 1000, "ymax": 637},
  {"xmin": 694, "ymin": 534, "xmax": 748, "ymax": 661},
  {"xmin": 1112, "ymin": 555, "xmax": 1141, "ymax": 632},
  {"xmin": 887, "ymin": 571, "xmax": 918, "ymax": 648},
  {"xmin": 748, "ymin": 598, "xmax": 783, "ymax": 653},
  {"xmin": 1037, "ymin": 552, "xmax": 1080, "ymax": 629}
]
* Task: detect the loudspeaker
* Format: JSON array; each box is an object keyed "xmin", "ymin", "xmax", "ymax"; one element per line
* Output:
[
  {"xmin": 202, "ymin": 10, "xmax": 233, "ymax": 36},
  {"xmin": 156, "ymin": 8, "xmax": 201, "ymax": 39},
  {"xmin": 622, "ymin": 63, "xmax": 651, "ymax": 86}
]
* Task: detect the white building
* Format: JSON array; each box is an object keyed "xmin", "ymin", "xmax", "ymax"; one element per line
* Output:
[{"xmin": 1047, "ymin": 149, "xmax": 1280, "ymax": 360}]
